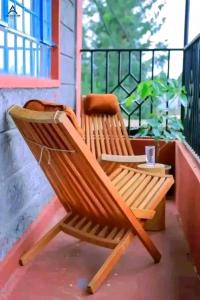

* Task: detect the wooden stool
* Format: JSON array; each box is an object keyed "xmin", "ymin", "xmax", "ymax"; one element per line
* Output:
[{"xmin": 137, "ymin": 163, "xmax": 167, "ymax": 231}]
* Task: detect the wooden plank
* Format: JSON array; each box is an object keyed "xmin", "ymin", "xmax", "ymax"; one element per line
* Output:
[
  {"xmin": 61, "ymin": 223, "xmax": 117, "ymax": 249},
  {"xmin": 81, "ymin": 100, "xmax": 86, "ymax": 137},
  {"xmin": 111, "ymin": 169, "xmax": 129, "ymax": 186},
  {"xmin": 89, "ymin": 116, "xmax": 96, "ymax": 157},
  {"xmin": 99, "ymin": 153, "xmax": 146, "ymax": 163},
  {"xmin": 125, "ymin": 175, "xmax": 152, "ymax": 207},
  {"xmin": 114, "ymin": 114, "xmax": 128, "ymax": 155},
  {"xmin": 118, "ymin": 173, "xmax": 140, "ymax": 196},
  {"xmin": 131, "ymin": 177, "xmax": 159, "ymax": 209},
  {"xmin": 85, "ymin": 114, "xmax": 91, "ymax": 153},
  {"xmin": 101, "ymin": 115, "xmax": 112, "ymax": 154},
  {"xmin": 98, "ymin": 226, "xmax": 109, "ymax": 238},
  {"xmin": 93, "ymin": 115, "xmax": 101, "ymax": 158},
  {"xmin": 82, "ymin": 220, "xmax": 93, "ymax": 233},
  {"xmin": 108, "ymin": 115, "xmax": 122, "ymax": 155},
  {"xmin": 74, "ymin": 217, "xmax": 87, "ymax": 229},
  {"xmin": 104, "ymin": 116, "xmax": 117, "ymax": 154},
  {"xmin": 106, "ymin": 227, "xmax": 118, "ymax": 240},
  {"xmin": 131, "ymin": 208, "xmax": 155, "ymax": 220},
  {"xmin": 113, "ymin": 228, "xmax": 126, "ymax": 242},
  {"xmin": 122, "ymin": 174, "xmax": 147, "ymax": 201},
  {"xmin": 87, "ymin": 231, "xmax": 134, "ymax": 294},
  {"xmin": 108, "ymin": 166, "xmax": 123, "ymax": 180},
  {"xmin": 139, "ymin": 178, "xmax": 166, "ymax": 209},
  {"xmin": 117, "ymin": 113, "xmax": 133, "ymax": 155},
  {"xmin": 20, "ymin": 216, "xmax": 68, "ymax": 265},
  {"xmin": 97, "ymin": 115, "xmax": 106, "ymax": 154},
  {"xmin": 114, "ymin": 170, "xmax": 133, "ymax": 190}
]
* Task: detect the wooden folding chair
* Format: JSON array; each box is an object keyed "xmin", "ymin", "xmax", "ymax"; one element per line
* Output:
[
  {"xmin": 81, "ymin": 95, "xmax": 146, "ymax": 175},
  {"xmin": 9, "ymin": 106, "xmax": 174, "ymax": 293}
]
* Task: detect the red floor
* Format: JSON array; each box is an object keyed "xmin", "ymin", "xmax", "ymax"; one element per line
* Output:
[{"xmin": 1, "ymin": 202, "xmax": 200, "ymax": 300}]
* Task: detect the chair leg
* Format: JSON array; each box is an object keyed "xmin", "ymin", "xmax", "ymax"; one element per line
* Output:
[
  {"xmin": 20, "ymin": 216, "xmax": 67, "ymax": 266},
  {"xmin": 134, "ymin": 224, "xmax": 161, "ymax": 264},
  {"xmin": 87, "ymin": 231, "xmax": 134, "ymax": 294}
]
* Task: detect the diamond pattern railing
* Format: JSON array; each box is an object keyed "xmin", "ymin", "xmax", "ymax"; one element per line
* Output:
[{"xmin": 81, "ymin": 48, "xmax": 184, "ymax": 134}]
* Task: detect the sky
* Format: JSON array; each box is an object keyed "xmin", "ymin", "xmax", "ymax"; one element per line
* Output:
[
  {"xmin": 151, "ymin": 0, "xmax": 199, "ymax": 77},
  {"xmin": 151, "ymin": 0, "xmax": 199, "ymax": 47}
]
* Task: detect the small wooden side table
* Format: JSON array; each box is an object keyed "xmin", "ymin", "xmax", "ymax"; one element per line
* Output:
[{"xmin": 137, "ymin": 163, "xmax": 169, "ymax": 231}]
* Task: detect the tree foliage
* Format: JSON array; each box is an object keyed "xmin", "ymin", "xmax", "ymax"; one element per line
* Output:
[{"xmin": 83, "ymin": 0, "xmax": 166, "ymax": 49}]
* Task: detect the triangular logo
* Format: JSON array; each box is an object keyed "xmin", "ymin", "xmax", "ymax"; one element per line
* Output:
[{"xmin": 8, "ymin": 5, "xmax": 18, "ymax": 15}]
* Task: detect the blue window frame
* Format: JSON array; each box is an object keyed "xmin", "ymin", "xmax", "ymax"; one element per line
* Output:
[{"xmin": 0, "ymin": 0, "xmax": 52, "ymax": 78}]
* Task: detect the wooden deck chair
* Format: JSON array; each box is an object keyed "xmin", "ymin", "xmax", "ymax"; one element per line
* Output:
[
  {"xmin": 9, "ymin": 105, "xmax": 174, "ymax": 294},
  {"xmin": 81, "ymin": 94, "xmax": 146, "ymax": 175}
]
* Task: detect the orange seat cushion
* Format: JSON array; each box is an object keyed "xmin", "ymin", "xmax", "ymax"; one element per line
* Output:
[
  {"xmin": 84, "ymin": 94, "xmax": 120, "ymax": 115},
  {"xmin": 24, "ymin": 99, "xmax": 84, "ymax": 137}
]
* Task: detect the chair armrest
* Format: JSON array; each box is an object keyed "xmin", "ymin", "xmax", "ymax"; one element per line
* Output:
[
  {"xmin": 131, "ymin": 208, "xmax": 155, "ymax": 220},
  {"xmin": 98, "ymin": 153, "xmax": 146, "ymax": 163}
]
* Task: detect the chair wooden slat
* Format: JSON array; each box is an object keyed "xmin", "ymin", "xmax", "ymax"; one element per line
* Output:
[
  {"xmin": 89, "ymin": 116, "xmax": 96, "ymax": 157},
  {"xmin": 113, "ymin": 170, "xmax": 134, "ymax": 190},
  {"xmin": 104, "ymin": 115, "xmax": 117, "ymax": 154},
  {"xmin": 123, "ymin": 174, "xmax": 147, "ymax": 201},
  {"xmin": 108, "ymin": 115, "xmax": 122, "ymax": 155},
  {"xmin": 131, "ymin": 177, "xmax": 160, "ymax": 209},
  {"xmin": 114, "ymin": 114, "xmax": 128, "ymax": 155},
  {"xmin": 101, "ymin": 115, "xmax": 112, "ymax": 155},
  {"xmin": 125, "ymin": 175, "xmax": 152, "ymax": 207},
  {"xmin": 93, "ymin": 115, "xmax": 101, "ymax": 158},
  {"xmin": 139, "ymin": 178, "xmax": 166, "ymax": 209},
  {"xmin": 106, "ymin": 227, "xmax": 118, "ymax": 239},
  {"xmin": 98, "ymin": 226, "xmax": 109, "ymax": 238},
  {"xmin": 111, "ymin": 169, "xmax": 129, "ymax": 186},
  {"xmin": 97, "ymin": 115, "xmax": 106, "ymax": 154},
  {"xmin": 117, "ymin": 112, "xmax": 134, "ymax": 155},
  {"xmin": 118, "ymin": 173, "xmax": 141, "ymax": 196}
]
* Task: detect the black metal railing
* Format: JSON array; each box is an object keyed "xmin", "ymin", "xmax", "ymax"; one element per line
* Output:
[
  {"xmin": 81, "ymin": 48, "xmax": 183, "ymax": 134},
  {"xmin": 183, "ymin": 34, "xmax": 200, "ymax": 157}
]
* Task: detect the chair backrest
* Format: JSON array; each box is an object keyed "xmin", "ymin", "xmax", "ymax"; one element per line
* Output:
[
  {"xmin": 9, "ymin": 106, "xmax": 132, "ymax": 227},
  {"xmin": 81, "ymin": 96, "xmax": 134, "ymax": 159}
]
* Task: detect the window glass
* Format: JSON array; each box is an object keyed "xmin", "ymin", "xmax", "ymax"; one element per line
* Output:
[
  {"xmin": 16, "ymin": 6, "xmax": 23, "ymax": 32},
  {"xmin": 17, "ymin": 49, "xmax": 23, "ymax": 74},
  {"xmin": 0, "ymin": 30, "xmax": 4, "ymax": 45},
  {"xmin": 7, "ymin": 32, "xmax": 14, "ymax": 47},
  {"xmin": 8, "ymin": 49, "xmax": 15, "ymax": 73},
  {"xmin": 0, "ymin": 0, "xmax": 52, "ymax": 78},
  {"xmin": 17, "ymin": 36, "xmax": 23, "ymax": 47},
  {"xmin": 0, "ymin": 1, "xmax": 2, "ymax": 20},
  {"xmin": 0, "ymin": 49, "xmax": 4, "ymax": 69},
  {"xmin": 25, "ymin": 38, "xmax": 31, "ymax": 75},
  {"xmin": 24, "ymin": 11, "xmax": 31, "ymax": 35},
  {"xmin": 24, "ymin": 0, "xmax": 31, "ymax": 9}
]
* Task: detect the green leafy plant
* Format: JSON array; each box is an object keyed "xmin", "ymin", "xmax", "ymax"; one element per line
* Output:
[{"xmin": 125, "ymin": 78, "xmax": 188, "ymax": 160}]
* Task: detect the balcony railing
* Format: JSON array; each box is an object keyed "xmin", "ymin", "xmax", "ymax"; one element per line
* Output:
[
  {"xmin": 183, "ymin": 34, "xmax": 200, "ymax": 157},
  {"xmin": 81, "ymin": 48, "xmax": 183, "ymax": 134}
]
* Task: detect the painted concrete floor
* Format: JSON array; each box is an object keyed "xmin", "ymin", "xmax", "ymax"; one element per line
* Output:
[{"xmin": 1, "ymin": 202, "xmax": 200, "ymax": 300}]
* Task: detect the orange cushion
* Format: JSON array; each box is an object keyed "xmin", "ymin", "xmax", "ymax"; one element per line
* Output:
[
  {"xmin": 84, "ymin": 94, "xmax": 120, "ymax": 115},
  {"xmin": 24, "ymin": 99, "xmax": 84, "ymax": 137}
]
